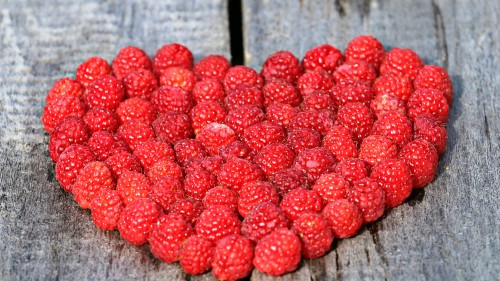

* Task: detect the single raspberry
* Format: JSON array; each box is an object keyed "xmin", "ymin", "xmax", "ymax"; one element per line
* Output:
[
  {"xmin": 370, "ymin": 158, "xmax": 413, "ymax": 208},
  {"xmin": 407, "ymin": 88, "xmax": 449, "ymax": 124},
  {"xmin": 149, "ymin": 176, "xmax": 184, "ymax": 212},
  {"xmin": 265, "ymin": 103, "xmax": 301, "ymax": 129},
  {"xmin": 116, "ymin": 119, "xmax": 155, "ymax": 150},
  {"xmin": 242, "ymin": 121, "xmax": 286, "ymax": 153},
  {"xmin": 312, "ymin": 173, "xmax": 350, "ymax": 204},
  {"xmin": 184, "ymin": 167, "xmax": 217, "ymax": 200},
  {"xmin": 413, "ymin": 115, "xmax": 448, "ymax": 155},
  {"xmin": 242, "ymin": 202, "xmax": 290, "ymax": 243},
  {"xmin": 371, "ymin": 110, "xmax": 413, "ymax": 148},
  {"xmin": 322, "ymin": 125, "xmax": 358, "ymax": 161},
  {"xmin": 195, "ymin": 207, "xmax": 242, "ymax": 242},
  {"xmin": 379, "ymin": 48, "xmax": 424, "ymax": 80},
  {"xmin": 115, "ymin": 98, "xmax": 157, "ymax": 125},
  {"xmin": 288, "ymin": 109, "xmax": 335, "ymax": 136},
  {"xmin": 253, "ymin": 143, "xmax": 295, "ymax": 177},
  {"xmin": 55, "ymin": 144, "xmax": 95, "ymax": 192},
  {"xmin": 192, "ymin": 78, "xmax": 225, "ymax": 104},
  {"xmin": 147, "ymin": 158, "xmax": 183, "ymax": 183},
  {"xmin": 116, "ymin": 171, "xmax": 152, "ymax": 206},
  {"xmin": 193, "ymin": 54, "xmax": 231, "ymax": 81},
  {"xmin": 111, "ymin": 46, "xmax": 152, "ymax": 80},
  {"xmin": 302, "ymin": 44, "xmax": 344, "ymax": 74},
  {"xmin": 270, "ymin": 168, "xmax": 309, "ymax": 196},
  {"xmin": 159, "ymin": 66, "xmax": 196, "ymax": 92},
  {"xmin": 333, "ymin": 60, "xmax": 377, "ymax": 84},
  {"xmin": 399, "ymin": 139, "xmax": 438, "ymax": 188},
  {"xmin": 330, "ymin": 79, "xmax": 373, "ymax": 107},
  {"xmin": 223, "ymin": 65, "xmax": 264, "ymax": 93},
  {"xmin": 83, "ymin": 108, "xmax": 119, "ymax": 133},
  {"xmin": 150, "ymin": 86, "xmax": 193, "ymax": 115},
  {"xmin": 42, "ymin": 95, "xmax": 86, "ymax": 133},
  {"xmin": 373, "ymin": 73, "xmax": 413, "ymax": 102},
  {"xmin": 347, "ymin": 178, "xmax": 385, "ymax": 223},
  {"xmin": 189, "ymin": 101, "xmax": 227, "ymax": 134},
  {"xmin": 171, "ymin": 198, "xmax": 205, "ymax": 225},
  {"xmin": 88, "ymin": 131, "xmax": 129, "ymax": 161},
  {"xmin": 253, "ymin": 228, "xmax": 302, "ymax": 276},
  {"xmin": 291, "ymin": 212, "xmax": 333, "ymax": 259},
  {"xmin": 294, "ymin": 147, "xmax": 336, "ymax": 183},
  {"xmin": 203, "ymin": 186, "xmax": 238, "ymax": 211},
  {"xmin": 48, "ymin": 116, "xmax": 89, "ymax": 162},
  {"xmin": 335, "ymin": 102, "xmax": 374, "ymax": 143},
  {"xmin": 370, "ymin": 93, "xmax": 406, "ymax": 119},
  {"xmin": 72, "ymin": 161, "xmax": 115, "ymax": 209},
  {"xmin": 217, "ymin": 158, "xmax": 263, "ymax": 193},
  {"xmin": 133, "ymin": 138, "xmax": 175, "ymax": 170},
  {"xmin": 173, "ymin": 138, "xmax": 208, "ymax": 166},
  {"xmin": 91, "ymin": 189, "xmax": 123, "ymax": 230},
  {"xmin": 152, "ymin": 112, "xmax": 193, "ymax": 144},
  {"xmin": 196, "ymin": 123, "xmax": 237, "ymax": 155},
  {"xmin": 219, "ymin": 141, "xmax": 253, "ymax": 161},
  {"xmin": 301, "ymin": 91, "xmax": 336, "ymax": 111},
  {"xmin": 280, "ymin": 188, "xmax": 323, "ymax": 221},
  {"xmin": 149, "ymin": 213, "xmax": 194, "ymax": 263},
  {"xmin": 104, "ymin": 151, "xmax": 142, "ymax": 179},
  {"xmin": 297, "ymin": 69, "xmax": 334, "ymax": 98},
  {"xmin": 152, "ymin": 43, "xmax": 193, "ymax": 77},
  {"xmin": 322, "ymin": 199, "xmax": 363, "ymax": 238},
  {"xmin": 344, "ymin": 35, "xmax": 386, "ymax": 70},
  {"xmin": 212, "ymin": 234, "xmax": 254, "ymax": 281},
  {"xmin": 286, "ymin": 128, "xmax": 322, "ymax": 154},
  {"xmin": 83, "ymin": 75, "xmax": 124, "ymax": 111},
  {"xmin": 122, "ymin": 69, "xmax": 159, "ymax": 100},
  {"xmin": 238, "ymin": 181, "xmax": 280, "ymax": 217},
  {"xmin": 118, "ymin": 198, "xmax": 161, "ymax": 245},
  {"xmin": 180, "ymin": 235, "xmax": 215, "ymax": 275},
  {"xmin": 334, "ymin": 158, "xmax": 370, "ymax": 185},
  {"xmin": 75, "ymin": 56, "xmax": 111, "ymax": 88},
  {"xmin": 224, "ymin": 105, "xmax": 265, "ymax": 136},
  {"xmin": 261, "ymin": 50, "xmax": 302, "ymax": 83},
  {"xmin": 359, "ymin": 135, "xmax": 399, "ymax": 167},
  {"xmin": 46, "ymin": 78, "xmax": 84, "ymax": 102},
  {"xmin": 414, "ymin": 65, "xmax": 453, "ymax": 104},
  {"xmin": 263, "ymin": 79, "xmax": 301, "ymax": 106},
  {"xmin": 224, "ymin": 85, "xmax": 264, "ymax": 110}
]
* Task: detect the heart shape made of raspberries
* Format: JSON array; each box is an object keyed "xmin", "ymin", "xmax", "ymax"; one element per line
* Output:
[{"xmin": 42, "ymin": 35, "xmax": 451, "ymax": 280}]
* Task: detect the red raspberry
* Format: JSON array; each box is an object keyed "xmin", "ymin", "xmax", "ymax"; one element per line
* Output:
[
  {"xmin": 238, "ymin": 181, "xmax": 280, "ymax": 217},
  {"xmin": 184, "ymin": 167, "xmax": 217, "ymax": 200},
  {"xmin": 55, "ymin": 144, "xmax": 95, "ymax": 192},
  {"xmin": 322, "ymin": 125, "xmax": 358, "ymax": 161},
  {"xmin": 149, "ymin": 213, "xmax": 194, "ymax": 263},
  {"xmin": 219, "ymin": 141, "xmax": 253, "ymax": 161},
  {"xmin": 253, "ymin": 228, "xmax": 302, "ymax": 276},
  {"xmin": 301, "ymin": 91, "xmax": 336, "ymax": 111},
  {"xmin": 149, "ymin": 176, "xmax": 184, "ymax": 212},
  {"xmin": 333, "ymin": 60, "xmax": 377, "ymax": 84},
  {"xmin": 370, "ymin": 93, "xmax": 406, "ymax": 119},
  {"xmin": 76, "ymin": 56, "xmax": 111, "ymax": 88},
  {"xmin": 203, "ymin": 186, "xmax": 238, "ymax": 211},
  {"xmin": 46, "ymin": 78, "xmax": 84, "ymax": 102},
  {"xmin": 399, "ymin": 139, "xmax": 438, "ymax": 188},
  {"xmin": 217, "ymin": 158, "xmax": 263, "ymax": 193},
  {"xmin": 297, "ymin": 69, "xmax": 334, "ymax": 98},
  {"xmin": 42, "ymin": 95, "xmax": 86, "ymax": 133},
  {"xmin": 180, "ymin": 235, "xmax": 215, "ymax": 275},
  {"xmin": 122, "ymin": 69, "xmax": 159, "ymax": 100},
  {"xmin": 413, "ymin": 115, "xmax": 448, "ymax": 155},
  {"xmin": 302, "ymin": 44, "xmax": 344, "ymax": 74},
  {"xmin": 379, "ymin": 48, "xmax": 424, "ymax": 80},
  {"xmin": 104, "ymin": 151, "xmax": 142, "ymax": 179},
  {"xmin": 280, "ymin": 188, "xmax": 323, "ymax": 221},
  {"xmin": 224, "ymin": 85, "xmax": 264, "ymax": 110},
  {"xmin": 115, "ymin": 98, "xmax": 157, "ymax": 125},
  {"xmin": 118, "ymin": 198, "xmax": 161, "ymax": 245},
  {"xmin": 87, "ymin": 131, "xmax": 129, "ymax": 161},
  {"xmin": 147, "ymin": 158, "xmax": 183, "ymax": 184},
  {"xmin": 345, "ymin": 35, "xmax": 386, "ymax": 70},
  {"xmin": 72, "ymin": 161, "xmax": 115, "ymax": 209},
  {"xmin": 159, "ymin": 66, "xmax": 196, "ymax": 92},
  {"xmin": 371, "ymin": 110, "xmax": 413, "ymax": 148},
  {"xmin": 133, "ymin": 138, "xmax": 175, "ymax": 170},
  {"xmin": 373, "ymin": 73, "xmax": 414, "ymax": 102},
  {"xmin": 330, "ymin": 79, "xmax": 373, "ymax": 107},
  {"xmin": 196, "ymin": 123, "xmax": 237, "ymax": 155},
  {"xmin": 190, "ymin": 101, "xmax": 227, "ymax": 134},
  {"xmin": 263, "ymin": 79, "xmax": 301, "ymax": 106},
  {"xmin": 171, "ymin": 198, "xmax": 204, "ymax": 225},
  {"xmin": 91, "ymin": 189, "xmax": 123, "ymax": 230},
  {"xmin": 291, "ymin": 212, "xmax": 333, "ymax": 259},
  {"xmin": 241, "ymin": 202, "xmax": 289, "ymax": 243},
  {"xmin": 253, "ymin": 143, "xmax": 295, "ymax": 177},
  {"xmin": 116, "ymin": 171, "xmax": 152, "ymax": 206},
  {"xmin": 265, "ymin": 103, "xmax": 300, "ymax": 129},
  {"xmin": 335, "ymin": 102, "xmax": 374, "ymax": 143},
  {"xmin": 312, "ymin": 173, "xmax": 350, "ymax": 204},
  {"xmin": 83, "ymin": 75, "xmax": 124, "ymax": 111},
  {"xmin": 359, "ymin": 135, "xmax": 398, "ymax": 167},
  {"xmin": 152, "ymin": 112, "xmax": 193, "ymax": 144},
  {"xmin": 414, "ymin": 65, "xmax": 453, "ymax": 104},
  {"xmin": 347, "ymin": 178, "xmax": 385, "ymax": 223},
  {"xmin": 150, "ymin": 86, "xmax": 193, "ymax": 115},
  {"xmin": 83, "ymin": 108, "xmax": 119, "ymax": 133},
  {"xmin": 286, "ymin": 128, "xmax": 321, "ymax": 154},
  {"xmin": 48, "ymin": 116, "xmax": 89, "ymax": 162},
  {"xmin": 270, "ymin": 168, "xmax": 309, "ymax": 196},
  {"xmin": 195, "ymin": 207, "xmax": 242, "ymax": 242},
  {"xmin": 261, "ymin": 50, "xmax": 302, "ymax": 83},
  {"xmin": 242, "ymin": 121, "xmax": 286, "ymax": 153},
  {"xmin": 152, "ymin": 43, "xmax": 193, "ymax": 77},
  {"xmin": 212, "ymin": 234, "xmax": 254, "ymax": 281},
  {"xmin": 116, "ymin": 120, "xmax": 155, "ymax": 150},
  {"xmin": 191, "ymin": 78, "xmax": 225, "ymax": 104},
  {"xmin": 111, "ymin": 46, "xmax": 152, "ymax": 80},
  {"xmin": 225, "ymin": 105, "xmax": 265, "ymax": 136},
  {"xmin": 193, "ymin": 54, "xmax": 231, "ymax": 81},
  {"xmin": 407, "ymin": 88, "xmax": 449, "ymax": 124},
  {"xmin": 223, "ymin": 65, "xmax": 264, "ymax": 93},
  {"xmin": 288, "ymin": 109, "xmax": 335, "ymax": 136},
  {"xmin": 322, "ymin": 199, "xmax": 363, "ymax": 238},
  {"xmin": 334, "ymin": 158, "xmax": 370, "ymax": 185},
  {"xmin": 370, "ymin": 158, "xmax": 413, "ymax": 208},
  {"xmin": 294, "ymin": 147, "xmax": 336, "ymax": 183},
  {"xmin": 173, "ymin": 138, "xmax": 208, "ymax": 166}
]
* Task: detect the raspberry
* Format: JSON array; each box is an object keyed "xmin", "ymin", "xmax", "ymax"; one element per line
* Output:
[
  {"xmin": 370, "ymin": 158, "xmax": 413, "ymax": 208},
  {"xmin": 149, "ymin": 213, "xmax": 194, "ymax": 263},
  {"xmin": 195, "ymin": 207, "xmax": 242, "ymax": 242},
  {"xmin": 219, "ymin": 141, "xmax": 253, "ymax": 161},
  {"xmin": 253, "ymin": 228, "xmax": 302, "ymax": 276},
  {"xmin": 407, "ymin": 88, "xmax": 449, "ymax": 124},
  {"xmin": 359, "ymin": 135, "xmax": 399, "ymax": 167},
  {"xmin": 347, "ymin": 178, "xmax": 385, "ymax": 223},
  {"xmin": 152, "ymin": 112, "xmax": 193, "ymax": 144},
  {"xmin": 242, "ymin": 202, "xmax": 289, "ymax": 243},
  {"xmin": 223, "ymin": 65, "xmax": 264, "ymax": 93},
  {"xmin": 152, "ymin": 43, "xmax": 193, "ymax": 77},
  {"xmin": 370, "ymin": 93, "xmax": 406, "ymax": 119},
  {"xmin": 373, "ymin": 73, "xmax": 414, "ymax": 102},
  {"xmin": 171, "ymin": 198, "xmax": 204, "ymax": 225},
  {"xmin": 224, "ymin": 85, "xmax": 264, "ymax": 110},
  {"xmin": 55, "ymin": 144, "xmax": 95, "ymax": 192},
  {"xmin": 297, "ymin": 69, "xmax": 334, "ymax": 98},
  {"xmin": 371, "ymin": 110, "xmax": 413, "ymax": 148},
  {"xmin": 196, "ymin": 123, "xmax": 237, "ymax": 155},
  {"xmin": 42, "ymin": 95, "xmax": 86, "ymax": 133},
  {"xmin": 83, "ymin": 75, "xmax": 124, "ymax": 111},
  {"xmin": 122, "ymin": 69, "xmax": 159, "ymax": 100},
  {"xmin": 330, "ymin": 79, "xmax": 373, "ymax": 107},
  {"xmin": 253, "ymin": 143, "xmax": 295, "ymax": 177},
  {"xmin": 116, "ymin": 120, "xmax": 155, "ymax": 150},
  {"xmin": 118, "ymin": 198, "xmax": 161, "ymax": 245},
  {"xmin": 193, "ymin": 54, "xmax": 231, "ymax": 81},
  {"xmin": 345, "ymin": 35, "xmax": 386, "ymax": 70},
  {"xmin": 291, "ymin": 212, "xmax": 333, "ymax": 259},
  {"xmin": 288, "ymin": 109, "xmax": 335, "ymax": 136},
  {"xmin": 150, "ymin": 86, "xmax": 193, "ymax": 115},
  {"xmin": 46, "ymin": 78, "xmax": 84, "ymax": 102},
  {"xmin": 184, "ymin": 167, "xmax": 217, "ymax": 200},
  {"xmin": 72, "ymin": 161, "xmax": 115, "ymax": 209},
  {"xmin": 322, "ymin": 199, "xmax": 363, "ymax": 238},
  {"xmin": 335, "ymin": 102, "xmax": 374, "ymax": 143},
  {"xmin": 286, "ymin": 128, "xmax": 322, "ymax": 154},
  {"xmin": 83, "ymin": 108, "xmax": 119, "ymax": 133},
  {"xmin": 333, "ymin": 60, "xmax": 377, "ymax": 84},
  {"xmin": 192, "ymin": 78, "xmax": 225, "ymax": 104},
  {"xmin": 147, "ymin": 158, "xmax": 183, "ymax": 184},
  {"xmin": 270, "ymin": 168, "xmax": 309, "ymax": 196},
  {"xmin": 414, "ymin": 65, "xmax": 453, "ymax": 104},
  {"xmin": 133, "ymin": 138, "xmax": 175, "ymax": 170},
  {"xmin": 302, "ymin": 44, "xmax": 344, "ymax": 74},
  {"xmin": 217, "ymin": 158, "xmax": 263, "ymax": 193},
  {"xmin": 238, "ymin": 181, "xmax": 280, "ymax": 217},
  {"xmin": 399, "ymin": 139, "xmax": 438, "ymax": 188},
  {"xmin": 265, "ymin": 103, "xmax": 300, "ymax": 129},
  {"xmin": 149, "ymin": 176, "xmax": 184, "ymax": 212},
  {"xmin": 312, "ymin": 173, "xmax": 350, "ymax": 204},
  {"xmin": 180, "ymin": 235, "xmax": 215, "ymax": 275},
  {"xmin": 301, "ymin": 91, "xmax": 336, "ymax": 111},
  {"xmin": 91, "ymin": 189, "xmax": 123, "ymax": 230},
  {"xmin": 322, "ymin": 125, "xmax": 358, "ymax": 161},
  {"xmin": 413, "ymin": 115, "xmax": 448, "ymax": 155},
  {"xmin": 116, "ymin": 170, "xmax": 151, "ymax": 206},
  {"xmin": 334, "ymin": 158, "xmax": 370, "ymax": 185},
  {"xmin": 261, "ymin": 50, "xmax": 302, "ymax": 83},
  {"xmin": 212, "ymin": 234, "xmax": 254, "ymax": 281},
  {"xmin": 262, "ymin": 79, "xmax": 301, "ymax": 106},
  {"xmin": 294, "ymin": 147, "xmax": 336, "ymax": 183},
  {"xmin": 280, "ymin": 188, "xmax": 323, "ymax": 221},
  {"xmin": 379, "ymin": 48, "xmax": 424, "ymax": 80},
  {"xmin": 76, "ymin": 56, "xmax": 111, "ymax": 88},
  {"xmin": 88, "ymin": 131, "xmax": 129, "ymax": 161},
  {"xmin": 104, "ymin": 151, "xmax": 142, "ymax": 179},
  {"xmin": 203, "ymin": 186, "xmax": 238, "ymax": 211},
  {"xmin": 189, "ymin": 102, "xmax": 227, "ymax": 134},
  {"xmin": 224, "ymin": 105, "xmax": 265, "ymax": 136},
  {"xmin": 115, "ymin": 98, "xmax": 157, "ymax": 125},
  {"xmin": 111, "ymin": 46, "xmax": 152, "ymax": 80},
  {"xmin": 173, "ymin": 138, "xmax": 208, "ymax": 166},
  {"xmin": 242, "ymin": 121, "xmax": 286, "ymax": 152},
  {"xmin": 48, "ymin": 116, "xmax": 89, "ymax": 162},
  {"xmin": 159, "ymin": 66, "xmax": 196, "ymax": 92}
]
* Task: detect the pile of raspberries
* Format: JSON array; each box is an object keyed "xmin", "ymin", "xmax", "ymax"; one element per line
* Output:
[{"xmin": 42, "ymin": 35, "xmax": 451, "ymax": 280}]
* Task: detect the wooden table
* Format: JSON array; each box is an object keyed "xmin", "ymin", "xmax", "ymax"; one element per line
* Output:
[{"xmin": 1, "ymin": 0, "xmax": 498, "ymax": 280}]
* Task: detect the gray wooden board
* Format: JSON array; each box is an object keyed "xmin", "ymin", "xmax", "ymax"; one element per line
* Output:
[{"xmin": 0, "ymin": 0, "xmax": 498, "ymax": 280}]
